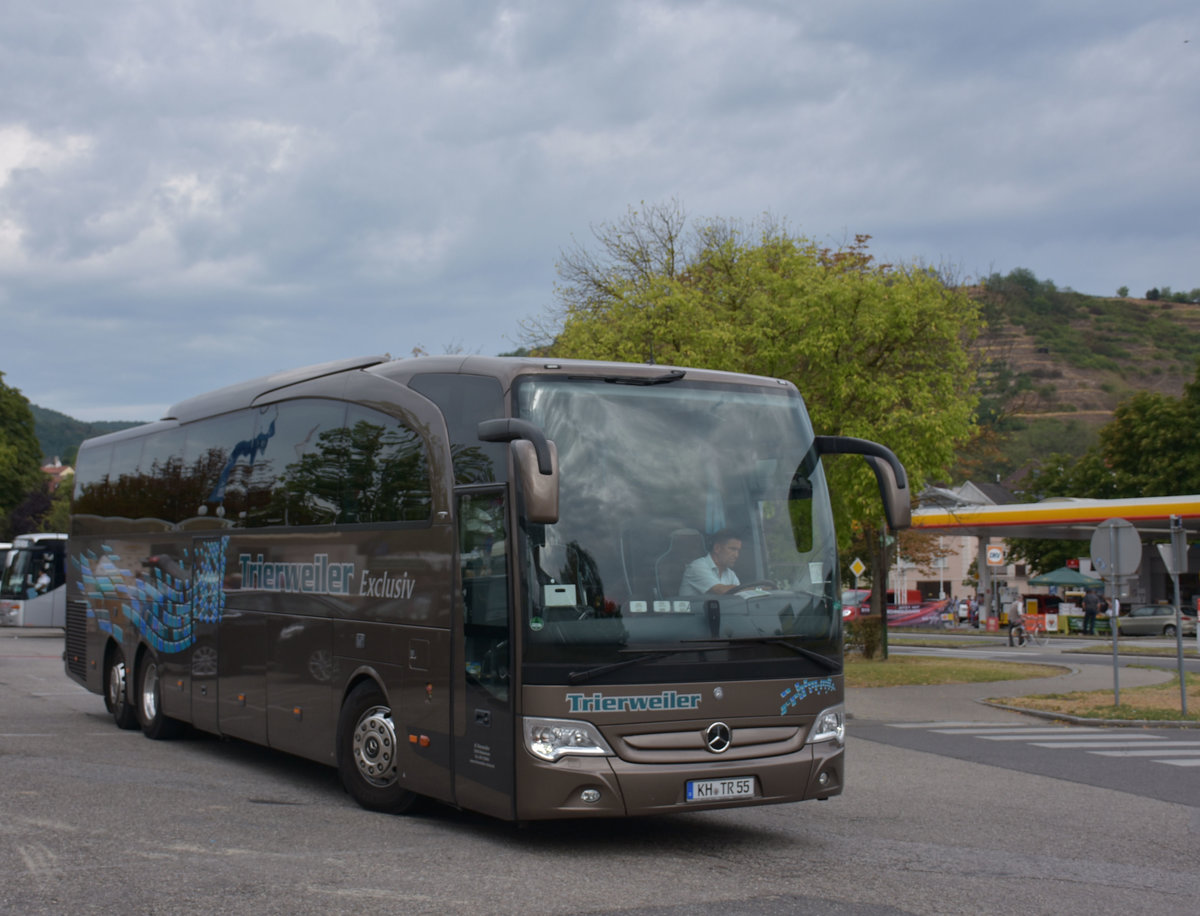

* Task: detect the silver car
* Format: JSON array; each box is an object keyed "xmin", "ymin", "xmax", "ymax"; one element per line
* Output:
[{"xmin": 1117, "ymin": 604, "xmax": 1197, "ymax": 637}]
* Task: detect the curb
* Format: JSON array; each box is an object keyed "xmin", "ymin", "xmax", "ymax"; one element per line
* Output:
[{"xmin": 978, "ymin": 697, "xmax": 1200, "ymax": 728}]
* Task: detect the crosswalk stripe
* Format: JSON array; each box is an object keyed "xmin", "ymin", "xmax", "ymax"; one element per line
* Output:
[
  {"xmin": 978, "ymin": 732, "xmax": 1161, "ymax": 742},
  {"xmin": 887, "ymin": 721, "xmax": 1018, "ymax": 729},
  {"xmin": 931, "ymin": 727, "xmax": 1105, "ymax": 735},
  {"xmin": 883, "ymin": 721, "xmax": 1200, "ymax": 769},
  {"xmin": 1031, "ymin": 740, "xmax": 1188, "ymax": 749}
]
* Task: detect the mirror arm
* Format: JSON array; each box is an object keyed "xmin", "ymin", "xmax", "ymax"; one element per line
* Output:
[
  {"xmin": 477, "ymin": 418, "xmax": 554, "ymax": 474},
  {"xmin": 814, "ymin": 435, "xmax": 912, "ymax": 530}
]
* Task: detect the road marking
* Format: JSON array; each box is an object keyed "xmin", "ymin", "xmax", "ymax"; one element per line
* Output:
[
  {"xmin": 1031, "ymin": 740, "xmax": 1194, "ymax": 749},
  {"xmin": 887, "ymin": 721, "xmax": 1200, "ymax": 769},
  {"xmin": 931, "ymin": 726, "xmax": 1106, "ymax": 735},
  {"xmin": 980, "ymin": 732, "xmax": 1161, "ymax": 742},
  {"xmin": 888, "ymin": 721, "xmax": 1032, "ymax": 729}
]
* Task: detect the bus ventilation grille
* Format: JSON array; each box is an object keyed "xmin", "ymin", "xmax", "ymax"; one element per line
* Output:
[{"xmin": 65, "ymin": 601, "xmax": 88, "ymax": 680}]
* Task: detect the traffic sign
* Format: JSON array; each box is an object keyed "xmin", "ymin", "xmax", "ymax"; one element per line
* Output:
[
  {"xmin": 1090, "ymin": 518, "xmax": 1141, "ymax": 577},
  {"xmin": 849, "ymin": 558, "xmax": 866, "ymax": 578}
]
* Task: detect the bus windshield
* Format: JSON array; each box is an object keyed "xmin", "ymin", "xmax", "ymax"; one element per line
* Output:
[
  {"xmin": 1, "ymin": 548, "xmax": 39, "ymax": 598},
  {"xmin": 515, "ymin": 376, "xmax": 838, "ymax": 685}
]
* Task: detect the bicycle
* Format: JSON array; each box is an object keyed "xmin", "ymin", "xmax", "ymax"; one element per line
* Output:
[{"xmin": 1010, "ymin": 613, "xmax": 1050, "ymax": 648}]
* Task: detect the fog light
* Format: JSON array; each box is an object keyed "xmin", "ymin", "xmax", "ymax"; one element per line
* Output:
[
  {"xmin": 817, "ymin": 772, "xmax": 830, "ymax": 787},
  {"xmin": 580, "ymin": 789, "xmax": 601, "ymax": 804}
]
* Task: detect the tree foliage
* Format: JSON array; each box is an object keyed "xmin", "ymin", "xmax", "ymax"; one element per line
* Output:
[
  {"xmin": 0, "ymin": 372, "xmax": 45, "ymax": 537},
  {"xmin": 530, "ymin": 202, "xmax": 983, "ymax": 555},
  {"xmin": 1008, "ymin": 363, "xmax": 1200, "ymax": 573}
]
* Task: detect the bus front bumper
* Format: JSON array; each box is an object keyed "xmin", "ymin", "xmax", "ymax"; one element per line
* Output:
[{"xmin": 514, "ymin": 740, "xmax": 842, "ymax": 819}]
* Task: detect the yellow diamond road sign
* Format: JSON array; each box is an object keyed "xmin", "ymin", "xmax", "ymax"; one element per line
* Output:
[{"xmin": 849, "ymin": 558, "xmax": 866, "ymax": 578}]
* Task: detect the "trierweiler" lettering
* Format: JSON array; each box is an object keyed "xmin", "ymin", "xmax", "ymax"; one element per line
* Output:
[
  {"xmin": 565, "ymin": 690, "xmax": 702, "ymax": 713},
  {"xmin": 238, "ymin": 553, "xmax": 354, "ymax": 596}
]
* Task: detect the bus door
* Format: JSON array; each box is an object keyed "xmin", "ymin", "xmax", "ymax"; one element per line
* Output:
[{"xmin": 454, "ymin": 490, "xmax": 514, "ymax": 819}]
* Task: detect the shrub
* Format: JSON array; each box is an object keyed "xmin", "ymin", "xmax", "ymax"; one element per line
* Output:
[{"xmin": 846, "ymin": 617, "xmax": 884, "ymax": 659}]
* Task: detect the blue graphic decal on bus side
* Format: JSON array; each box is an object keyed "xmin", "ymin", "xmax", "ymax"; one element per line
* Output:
[
  {"xmin": 779, "ymin": 677, "xmax": 837, "ymax": 715},
  {"xmin": 195, "ymin": 538, "xmax": 229, "ymax": 624},
  {"xmin": 74, "ymin": 544, "xmax": 197, "ymax": 653}
]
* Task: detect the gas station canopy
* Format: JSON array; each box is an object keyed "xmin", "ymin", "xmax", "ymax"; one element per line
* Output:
[{"xmin": 910, "ymin": 494, "xmax": 1200, "ymax": 541}]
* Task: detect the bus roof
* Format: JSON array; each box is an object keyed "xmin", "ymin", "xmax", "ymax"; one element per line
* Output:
[
  {"xmin": 165, "ymin": 354, "xmax": 392, "ymax": 423},
  {"xmin": 80, "ymin": 354, "xmax": 801, "ymax": 451},
  {"xmin": 369, "ymin": 354, "xmax": 798, "ymax": 393}
]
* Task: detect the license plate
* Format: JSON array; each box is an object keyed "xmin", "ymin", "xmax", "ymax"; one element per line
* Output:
[{"xmin": 686, "ymin": 776, "xmax": 756, "ymax": 801}]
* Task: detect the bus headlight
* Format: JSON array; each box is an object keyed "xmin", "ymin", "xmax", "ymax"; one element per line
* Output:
[
  {"xmin": 523, "ymin": 716, "xmax": 614, "ymax": 762},
  {"xmin": 810, "ymin": 705, "xmax": 845, "ymax": 746}
]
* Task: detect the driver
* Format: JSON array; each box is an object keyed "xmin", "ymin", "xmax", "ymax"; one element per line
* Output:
[{"xmin": 680, "ymin": 529, "xmax": 742, "ymax": 595}]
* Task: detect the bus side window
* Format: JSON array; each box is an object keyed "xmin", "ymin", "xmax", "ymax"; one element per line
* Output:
[{"xmin": 341, "ymin": 405, "xmax": 432, "ymax": 523}]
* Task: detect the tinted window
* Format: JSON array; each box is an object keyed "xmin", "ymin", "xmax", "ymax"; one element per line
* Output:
[
  {"xmin": 140, "ymin": 427, "xmax": 189, "ymax": 523},
  {"xmin": 184, "ymin": 411, "xmax": 250, "ymax": 524},
  {"xmin": 339, "ymin": 404, "xmax": 431, "ymax": 522},
  {"xmin": 71, "ymin": 442, "xmax": 113, "ymax": 514},
  {"xmin": 250, "ymin": 400, "xmax": 348, "ymax": 526},
  {"xmin": 409, "ymin": 373, "xmax": 505, "ymax": 484},
  {"xmin": 74, "ymin": 400, "xmax": 432, "ymax": 529}
]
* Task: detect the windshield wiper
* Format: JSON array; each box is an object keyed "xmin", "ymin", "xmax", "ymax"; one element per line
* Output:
[
  {"xmin": 566, "ymin": 636, "xmax": 839, "ymax": 685},
  {"xmin": 566, "ymin": 645, "xmax": 705, "ymax": 685},
  {"xmin": 681, "ymin": 636, "xmax": 841, "ymax": 673},
  {"xmin": 736, "ymin": 637, "xmax": 841, "ymax": 673},
  {"xmin": 568, "ymin": 370, "xmax": 686, "ymax": 386}
]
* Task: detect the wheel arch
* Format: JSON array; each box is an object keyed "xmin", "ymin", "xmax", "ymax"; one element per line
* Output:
[{"xmin": 339, "ymin": 665, "xmax": 391, "ymax": 710}]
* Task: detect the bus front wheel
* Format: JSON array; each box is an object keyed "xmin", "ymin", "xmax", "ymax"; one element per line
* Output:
[
  {"xmin": 105, "ymin": 650, "xmax": 138, "ymax": 730},
  {"xmin": 337, "ymin": 681, "xmax": 418, "ymax": 814}
]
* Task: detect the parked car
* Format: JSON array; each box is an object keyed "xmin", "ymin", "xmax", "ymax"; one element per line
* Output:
[
  {"xmin": 1116, "ymin": 604, "xmax": 1197, "ymax": 637},
  {"xmin": 841, "ymin": 588, "xmax": 871, "ymax": 621}
]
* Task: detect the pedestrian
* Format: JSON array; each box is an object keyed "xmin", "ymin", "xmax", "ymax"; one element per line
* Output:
[
  {"xmin": 1082, "ymin": 589, "xmax": 1099, "ymax": 635},
  {"xmin": 1008, "ymin": 598, "xmax": 1025, "ymax": 646}
]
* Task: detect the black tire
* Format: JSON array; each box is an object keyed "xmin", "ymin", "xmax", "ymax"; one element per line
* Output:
[
  {"xmin": 1031, "ymin": 626, "xmax": 1050, "ymax": 648},
  {"xmin": 337, "ymin": 681, "xmax": 418, "ymax": 814},
  {"xmin": 104, "ymin": 650, "xmax": 139, "ymax": 730},
  {"xmin": 136, "ymin": 654, "xmax": 184, "ymax": 740},
  {"xmin": 1164, "ymin": 624, "xmax": 1177, "ymax": 638}
]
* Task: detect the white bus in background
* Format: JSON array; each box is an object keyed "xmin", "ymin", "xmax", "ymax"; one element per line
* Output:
[{"xmin": 0, "ymin": 533, "xmax": 68, "ymax": 627}]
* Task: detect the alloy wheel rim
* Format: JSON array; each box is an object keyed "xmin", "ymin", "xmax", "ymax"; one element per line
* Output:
[{"xmin": 352, "ymin": 705, "xmax": 398, "ymax": 786}]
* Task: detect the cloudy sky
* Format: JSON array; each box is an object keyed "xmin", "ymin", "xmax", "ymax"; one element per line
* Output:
[{"xmin": 2, "ymin": 1, "xmax": 1197, "ymax": 422}]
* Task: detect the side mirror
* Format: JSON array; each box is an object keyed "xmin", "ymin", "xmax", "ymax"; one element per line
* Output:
[
  {"xmin": 477, "ymin": 419, "xmax": 560, "ymax": 524},
  {"xmin": 813, "ymin": 435, "xmax": 911, "ymax": 530}
]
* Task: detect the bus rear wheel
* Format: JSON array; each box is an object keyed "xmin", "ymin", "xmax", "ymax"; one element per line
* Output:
[
  {"xmin": 337, "ymin": 681, "xmax": 418, "ymax": 814},
  {"xmin": 105, "ymin": 651, "xmax": 138, "ymax": 730},
  {"xmin": 136, "ymin": 655, "xmax": 184, "ymax": 740}
]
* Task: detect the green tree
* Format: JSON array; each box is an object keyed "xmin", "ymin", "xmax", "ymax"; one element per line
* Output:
[
  {"xmin": 531, "ymin": 203, "xmax": 982, "ymax": 569},
  {"xmin": 0, "ymin": 372, "xmax": 44, "ymax": 537},
  {"xmin": 1117, "ymin": 286, "xmax": 1129, "ymax": 298},
  {"xmin": 1009, "ymin": 363, "xmax": 1200, "ymax": 573}
]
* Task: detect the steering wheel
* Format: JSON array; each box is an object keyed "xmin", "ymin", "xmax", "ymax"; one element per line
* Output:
[{"xmin": 728, "ymin": 580, "xmax": 775, "ymax": 594}]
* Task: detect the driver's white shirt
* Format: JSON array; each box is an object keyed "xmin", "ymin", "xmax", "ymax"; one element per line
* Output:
[{"xmin": 680, "ymin": 555, "xmax": 740, "ymax": 595}]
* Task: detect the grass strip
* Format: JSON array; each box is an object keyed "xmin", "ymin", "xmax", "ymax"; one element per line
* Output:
[
  {"xmin": 993, "ymin": 672, "xmax": 1200, "ymax": 722},
  {"xmin": 845, "ymin": 654, "xmax": 1066, "ymax": 688},
  {"xmin": 1065, "ymin": 643, "xmax": 1198, "ymax": 659}
]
